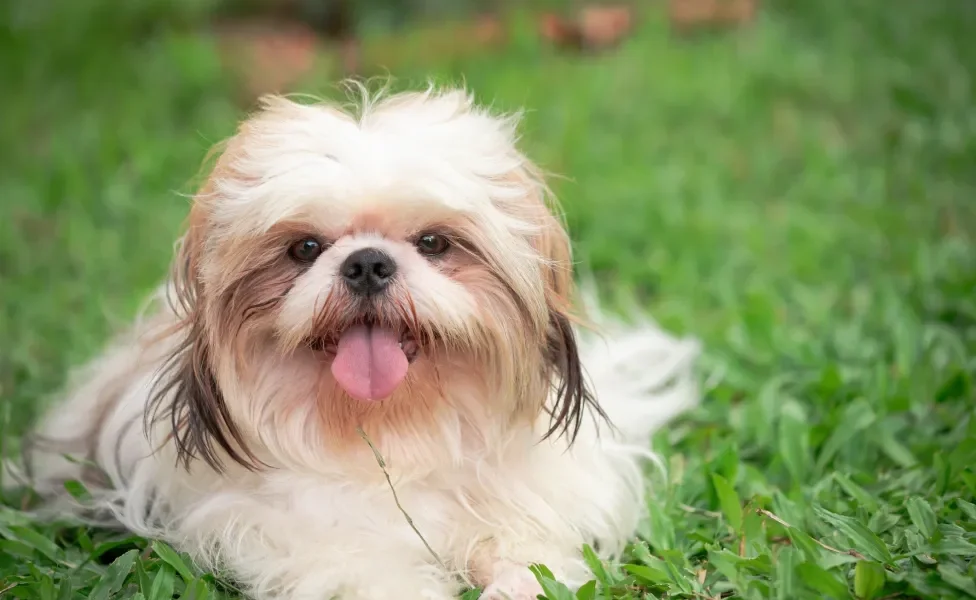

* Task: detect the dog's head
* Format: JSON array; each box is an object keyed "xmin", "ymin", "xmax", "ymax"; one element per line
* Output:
[{"xmin": 151, "ymin": 88, "xmax": 601, "ymax": 471}]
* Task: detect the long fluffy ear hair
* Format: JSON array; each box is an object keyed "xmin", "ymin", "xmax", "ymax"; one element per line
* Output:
[
  {"xmin": 146, "ymin": 181, "xmax": 262, "ymax": 473},
  {"xmin": 520, "ymin": 165, "xmax": 608, "ymax": 443}
]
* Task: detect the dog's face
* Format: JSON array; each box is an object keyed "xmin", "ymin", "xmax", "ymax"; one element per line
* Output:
[{"xmin": 152, "ymin": 90, "xmax": 598, "ymax": 471}]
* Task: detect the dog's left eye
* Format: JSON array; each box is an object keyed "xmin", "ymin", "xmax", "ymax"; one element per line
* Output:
[
  {"xmin": 415, "ymin": 233, "xmax": 450, "ymax": 256},
  {"xmin": 288, "ymin": 238, "xmax": 324, "ymax": 262}
]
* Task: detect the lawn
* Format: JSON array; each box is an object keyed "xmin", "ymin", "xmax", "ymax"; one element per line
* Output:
[{"xmin": 2, "ymin": 1, "xmax": 975, "ymax": 599}]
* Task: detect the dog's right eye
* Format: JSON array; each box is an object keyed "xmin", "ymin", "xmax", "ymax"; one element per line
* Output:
[
  {"xmin": 288, "ymin": 238, "xmax": 324, "ymax": 263},
  {"xmin": 415, "ymin": 233, "xmax": 450, "ymax": 256}
]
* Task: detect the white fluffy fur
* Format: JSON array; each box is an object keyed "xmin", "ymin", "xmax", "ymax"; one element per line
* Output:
[{"xmin": 16, "ymin": 86, "xmax": 700, "ymax": 600}]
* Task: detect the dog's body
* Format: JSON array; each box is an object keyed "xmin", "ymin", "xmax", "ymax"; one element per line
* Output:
[{"xmin": 19, "ymin": 87, "xmax": 699, "ymax": 600}]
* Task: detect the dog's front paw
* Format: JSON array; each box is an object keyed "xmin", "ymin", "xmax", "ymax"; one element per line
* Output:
[{"xmin": 478, "ymin": 564, "xmax": 542, "ymax": 600}]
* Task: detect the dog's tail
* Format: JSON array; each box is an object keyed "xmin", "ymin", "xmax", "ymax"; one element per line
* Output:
[{"xmin": 575, "ymin": 281, "xmax": 702, "ymax": 443}]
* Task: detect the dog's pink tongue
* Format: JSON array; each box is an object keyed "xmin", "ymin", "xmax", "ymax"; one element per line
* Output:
[{"xmin": 331, "ymin": 324, "xmax": 408, "ymax": 401}]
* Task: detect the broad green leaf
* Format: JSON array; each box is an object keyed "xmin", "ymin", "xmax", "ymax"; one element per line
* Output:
[
  {"xmin": 580, "ymin": 544, "xmax": 613, "ymax": 586},
  {"xmin": 36, "ymin": 573, "xmax": 55, "ymax": 600},
  {"xmin": 867, "ymin": 508, "xmax": 900, "ymax": 536},
  {"xmin": 0, "ymin": 506, "xmax": 33, "ymax": 527},
  {"xmin": 89, "ymin": 549, "xmax": 139, "ymax": 600},
  {"xmin": 645, "ymin": 497, "xmax": 674, "ymax": 551},
  {"xmin": 853, "ymin": 561, "xmax": 885, "ymax": 600},
  {"xmin": 771, "ymin": 491, "xmax": 804, "ymax": 529},
  {"xmin": 748, "ymin": 579, "xmax": 772, "ymax": 598},
  {"xmin": 529, "ymin": 564, "xmax": 574, "ymax": 600},
  {"xmin": 0, "ymin": 539, "xmax": 36, "ymax": 560},
  {"xmin": 785, "ymin": 527, "xmax": 822, "ymax": 563},
  {"xmin": 575, "ymin": 580, "xmax": 596, "ymax": 600},
  {"xmin": 153, "ymin": 541, "xmax": 196, "ymax": 582},
  {"xmin": 950, "ymin": 438, "xmax": 976, "ymax": 479},
  {"xmin": 628, "ymin": 543, "xmax": 671, "ymax": 584},
  {"xmin": 63, "ymin": 479, "xmax": 92, "ymax": 502},
  {"xmin": 178, "ymin": 579, "xmax": 210, "ymax": 600},
  {"xmin": 932, "ymin": 536, "xmax": 976, "ymax": 556},
  {"xmin": 933, "ymin": 452, "xmax": 951, "ymax": 495},
  {"xmin": 707, "ymin": 548, "xmax": 743, "ymax": 584},
  {"xmin": 648, "ymin": 549, "xmax": 693, "ymax": 593},
  {"xmin": 707, "ymin": 548, "xmax": 773, "ymax": 576},
  {"xmin": 57, "ymin": 578, "xmax": 73, "ymax": 600},
  {"xmin": 906, "ymin": 496, "xmax": 937, "ymax": 539},
  {"xmin": 935, "ymin": 369, "xmax": 970, "ymax": 403},
  {"xmin": 739, "ymin": 553, "xmax": 774, "ymax": 576},
  {"xmin": 136, "ymin": 557, "xmax": 153, "ymax": 595},
  {"xmin": 531, "ymin": 564, "xmax": 556, "ymax": 580},
  {"xmin": 628, "ymin": 541, "xmax": 656, "ymax": 566},
  {"xmin": 875, "ymin": 428, "xmax": 917, "ymax": 468},
  {"xmin": 937, "ymin": 563, "xmax": 976, "ymax": 597},
  {"xmin": 775, "ymin": 547, "xmax": 797, "ymax": 600},
  {"xmin": 623, "ymin": 563, "xmax": 669, "ymax": 584},
  {"xmin": 957, "ymin": 499, "xmax": 976, "ymax": 522},
  {"xmin": 711, "ymin": 473, "xmax": 743, "ymax": 532},
  {"xmin": 742, "ymin": 507, "xmax": 766, "ymax": 554},
  {"xmin": 796, "ymin": 562, "xmax": 851, "ymax": 599},
  {"xmin": 77, "ymin": 529, "xmax": 94, "ymax": 554},
  {"xmin": 92, "ymin": 537, "xmax": 144, "ymax": 562},
  {"xmin": 0, "ymin": 525, "xmax": 63, "ymax": 563},
  {"xmin": 814, "ymin": 507, "xmax": 894, "ymax": 564},
  {"xmin": 938, "ymin": 523, "xmax": 967, "ymax": 537},
  {"xmin": 834, "ymin": 473, "xmax": 879, "ymax": 512},
  {"xmin": 149, "ymin": 565, "xmax": 176, "ymax": 600},
  {"xmin": 816, "ymin": 399, "xmax": 875, "ymax": 472},
  {"xmin": 904, "ymin": 528, "xmax": 930, "ymax": 561},
  {"xmin": 712, "ymin": 442, "xmax": 741, "ymax": 482},
  {"xmin": 779, "ymin": 402, "xmax": 811, "ymax": 485},
  {"xmin": 458, "ymin": 589, "xmax": 482, "ymax": 600},
  {"xmin": 962, "ymin": 471, "xmax": 976, "ymax": 496}
]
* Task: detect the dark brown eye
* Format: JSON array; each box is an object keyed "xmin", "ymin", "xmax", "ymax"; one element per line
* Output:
[
  {"xmin": 415, "ymin": 233, "xmax": 450, "ymax": 256},
  {"xmin": 288, "ymin": 238, "xmax": 324, "ymax": 262}
]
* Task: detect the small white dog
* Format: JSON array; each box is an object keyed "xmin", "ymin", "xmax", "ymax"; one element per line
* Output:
[{"xmin": 19, "ymin": 86, "xmax": 699, "ymax": 600}]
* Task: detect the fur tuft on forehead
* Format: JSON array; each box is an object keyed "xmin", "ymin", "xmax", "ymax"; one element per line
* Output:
[{"xmin": 205, "ymin": 88, "xmax": 535, "ymax": 239}]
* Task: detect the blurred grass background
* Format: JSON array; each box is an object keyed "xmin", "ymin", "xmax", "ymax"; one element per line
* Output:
[{"xmin": 2, "ymin": 1, "xmax": 976, "ymax": 599}]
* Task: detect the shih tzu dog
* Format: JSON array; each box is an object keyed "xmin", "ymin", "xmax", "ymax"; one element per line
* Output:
[{"xmin": 17, "ymin": 86, "xmax": 700, "ymax": 600}]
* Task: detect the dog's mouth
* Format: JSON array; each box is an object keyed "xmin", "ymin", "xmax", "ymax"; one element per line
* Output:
[
  {"xmin": 306, "ymin": 320, "xmax": 422, "ymax": 402},
  {"xmin": 308, "ymin": 329, "xmax": 420, "ymax": 362}
]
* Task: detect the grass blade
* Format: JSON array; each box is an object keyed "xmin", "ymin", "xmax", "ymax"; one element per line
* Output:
[
  {"xmin": 529, "ymin": 564, "xmax": 574, "ymax": 600},
  {"xmin": 853, "ymin": 561, "xmax": 885, "ymax": 600},
  {"xmin": 906, "ymin": 497, "xmax": 937, "ymax": 539},
  {"xmin": 149, "ymin": 565, "xmax": 176, "ymax": 600},
  {"xmin": 796, "ymin": 562, "xmax": 851, "ymax": 599},
  {"xmin": 814, "ymin": 507, "xmax": 894, "ymax": 564},
  {"xmin": 152, "ymin": 542, "xmax": 195, "ymax": 583},
  {"xmin": 89, "ymin": 549, "xmax": 138, "ymax": 600},
  {"xmin": 711, "ymin": 473, "xmax": 743, "ymax": 532}
]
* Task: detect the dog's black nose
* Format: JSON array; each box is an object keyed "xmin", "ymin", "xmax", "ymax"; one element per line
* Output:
[{"xmin": 340, "ymin": 248, "xmax": 397, "ymax": 296}]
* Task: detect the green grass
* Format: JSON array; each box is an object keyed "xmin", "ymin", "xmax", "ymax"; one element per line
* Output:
[{"xmin": 2, "ymin": 1, "xmax": 976, "ymax": 598}]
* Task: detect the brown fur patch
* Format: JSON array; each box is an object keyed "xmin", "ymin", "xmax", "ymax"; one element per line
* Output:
[
  {"xmin": 496, "ymin": 162, "xmax": 607, "ymax": 442},
  {"xmin": 147, "ymin": 185, "xmax": 267, "ymax": 472}
]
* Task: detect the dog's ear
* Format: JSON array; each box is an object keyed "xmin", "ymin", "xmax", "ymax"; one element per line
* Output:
[
  {"xmin": 148, "ymin": 192, "xmax": 262, "ymax": 473},
  {"xmin": 517, "ymin": 164, "xmax": 607, "ymax": 443},
  {"xmin": 538, "ymin": 215, "xmax": 607, "ymax": 443}
]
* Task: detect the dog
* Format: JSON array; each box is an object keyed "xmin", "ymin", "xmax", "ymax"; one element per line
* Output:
[{"xmin": 17, "ymin": 86, "xmax": 700, "ymax": 600}]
